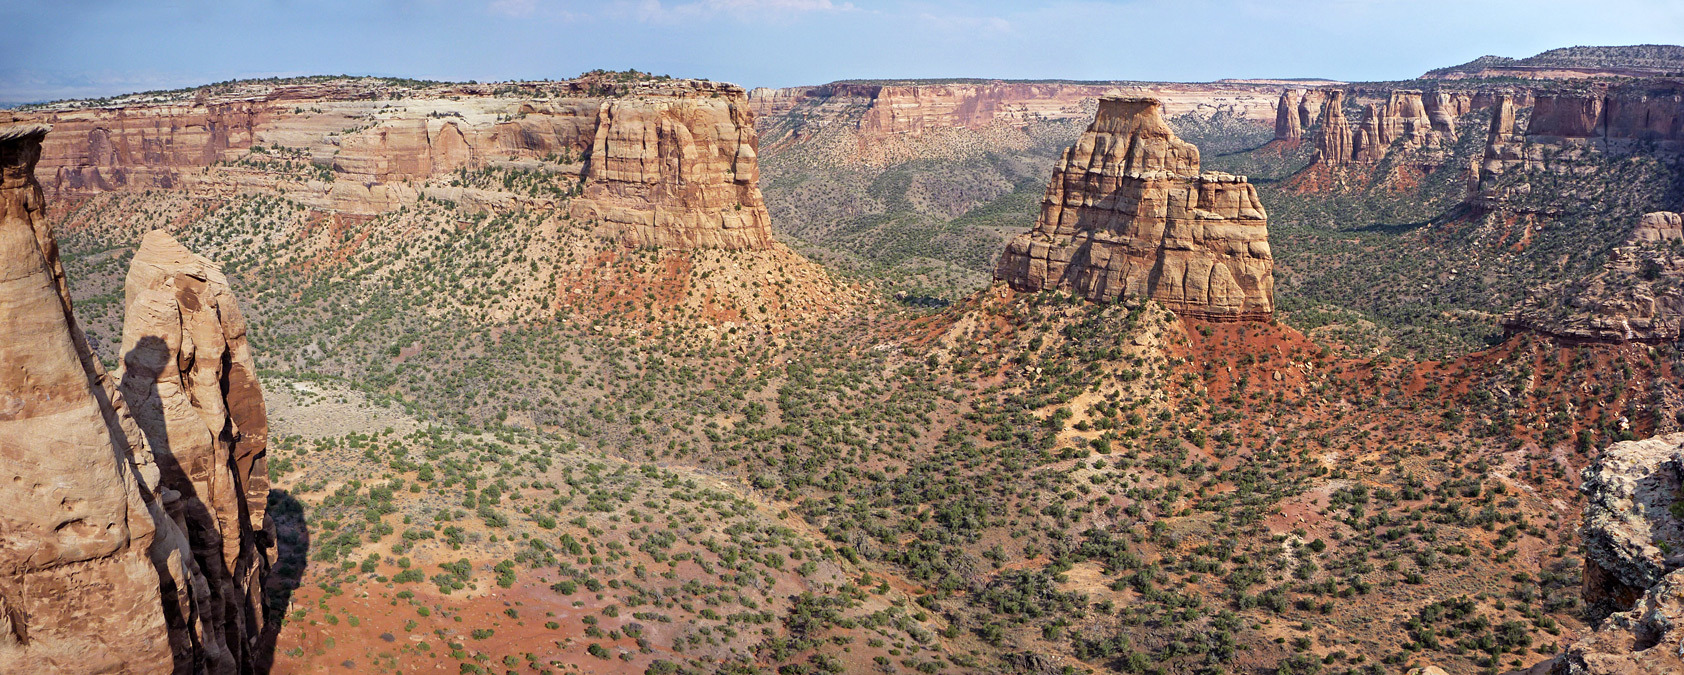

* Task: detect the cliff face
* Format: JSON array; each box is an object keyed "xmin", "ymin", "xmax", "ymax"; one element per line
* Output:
[
  {"xmin": 1471, "ymin": 81, "xmax": 1684, "ymax": 210},
  {"xmin": 1554, "ymin": 432, "xmax": 1684, "ymax": 674},
  {"xmin": 1310, "ymin": 89, "xmax": 1461, "ymax": 166},
  {"xmin": 568, "ymin": 82, "xmax": 774, "ymax": 251},
  {"xmin": 752, "ymin": 80, "xmax": 1287, "ymax": 147},
  {"xmin": 0, "ymin": 123, "xmax": 270, "ymax": 674},
  {"xmin": 995, "ymin": 98, "xmax": 1274, "ymax": 320},
  {"xmin": 17, "ymin": 78, "xmax": 774, "ymax": 250},
  {"xmin": 1502, "ymin": 212, "xmax": 1684, "ymax": 343}
]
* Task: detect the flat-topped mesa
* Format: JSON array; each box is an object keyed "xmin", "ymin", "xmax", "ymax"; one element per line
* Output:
[
  {"xmin": 995, "ymin": 97, "xmax": 1275, "ymax": 321},
  {"xmin": 566, "ymin": 82, "xmax": 775, "ymax": 250}
]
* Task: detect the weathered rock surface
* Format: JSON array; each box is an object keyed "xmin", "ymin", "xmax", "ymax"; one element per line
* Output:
[
  {"xmin": 0, "ymin": 122, "xmax": 180, "ymax": 673},
  {"xmin": 1548, "ymin": 432, "xmax": 1684, "ymax": 674},
  {"xmin": 119, "ymin": 229, "xmax": 273, "ymax": 672},
  {"xmin": 995, "ymin": 97, "xmax": 1274, "ymax": 320},
  {"xmin": 1502, "ymin": 212, "xmax": 1684, "ymax": 343},
  {"xmin": 1313, "ymin": 90, "xmax": 1354, "ymax": 165},
  {"xmin": 16, "ymin": 77, "xmax": 775, "ymax": 250},
  {"xmin": 0, "ymin": 123, "xmax": 270, "ymax": 674},
  {"xmin": 568, "ymin": 81, "xmax": 774, "ymax": 250},
  {"xmin": 1273, "ymin": 90, "xmax": 1303, "ymax": 141},
  {"xmin": 1471, "ymin": 81, "xmax": 1684, "ymax": 210},
  {"xmin": 1312, "ymin": 89, "xmax": 1458, "ymax": 165}
]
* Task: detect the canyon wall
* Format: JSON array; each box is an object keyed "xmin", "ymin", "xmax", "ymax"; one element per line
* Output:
[
  {"xmin": 0, "ymin": 123, "xmax": 270, "ymax": 674},
  {"xmin": 1471, "ymin": 80, "xmax": 1684, "ymax": 210},
  {"xmin": 995, "ymin": 98, "xmax": 1274, "ymax": 321},
  {"xmin": 751, "ymin": 80, "xmax": 1288, "ymax": 142},
  {"xmin": 14, "ymin": 78, "xmax": 775, "ymax": 250}
]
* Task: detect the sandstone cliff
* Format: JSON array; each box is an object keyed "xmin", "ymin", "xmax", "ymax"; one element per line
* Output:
[
  {"xmin": 17, "ymin": 77, "xmax": 775, "ymax": 250},
  {"xmin": 995, "ymin": 98, "xmax": 1274, "ymax": 320},
  {"xmin": 567, "ymin": 81, "xmax": 774, "ymax": 250},
  {"xmin": 1552, "ymin": 432, "xmax": 1684, "ymax": 674},
  {"xmin": 1502, "ymin": 212, "xmax": 1684, "ymax": 342},
  {"xmin": 1310, "ymin": 89, "xmax": 1460, "ymax": 166},
  {"xmin": 1470, "ymin": 81, "xmax": 1684, "ymax": 210},
  {"xmin": 0, "ymin": 123, "xmax": 270, "ymax": 674}
]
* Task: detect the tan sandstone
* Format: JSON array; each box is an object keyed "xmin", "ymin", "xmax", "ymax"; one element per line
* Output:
[{"xmin": 995, "ymin": 98, "xmax": 1274, "ymax": 321}]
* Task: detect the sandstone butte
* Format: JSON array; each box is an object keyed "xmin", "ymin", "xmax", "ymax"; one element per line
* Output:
[
  {"xmin": 0, "ymin": 122, "xmax": 271, "ymax": 674},
  {"xmin": 994, "ymin": 97, "xmax": 1275, "ymax": 321},
  {"xmin": 15, "ymin": 77, "xmax": 775, "ymax": 251}
]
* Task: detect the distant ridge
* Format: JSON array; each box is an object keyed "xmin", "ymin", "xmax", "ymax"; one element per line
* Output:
[{"xmin": 1424, "ymin": 44, "xmax": 1684, "ymax": 80}]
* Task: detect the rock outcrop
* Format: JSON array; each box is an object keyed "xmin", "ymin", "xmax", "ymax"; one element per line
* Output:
[
  {"xmin": 17, "ymin": 77, "xmax": 776, "ymax": 250},
  {"xmin": 1471, "ymin": 81, "xmax": 1684, "ymax": 209},
  {"xmin": 1550, "ymin": 432, "xmax": 1684, "ymax": 674},
  {"xmin": 567, "ymin": 82, "xmax": 775, "ymax": 250},
  {"xmin": 1273, "ymin": 90, "xmax": 1303, "ymax": 141},
  {"xmin": 0, "ymin": 123, "xmax": 269, "ymax": 674},
  {"xmin": 1312, "ymin": 89, "xmax": 1458, "ymax": 165},
  {"xmin": 118, "ymin": 229, "xmax": 273, "ymax": 672},
  {"xmin": 995, "ymin": 97, "xmax": 1274, "ymax": 321},
  {"xmin": 1313, "ymin": 90, "xmax": 1354, "ymax": 165},
  {"xmin": 1502, "ymin": 212, "xmax": 1684, "ymax": 343}
]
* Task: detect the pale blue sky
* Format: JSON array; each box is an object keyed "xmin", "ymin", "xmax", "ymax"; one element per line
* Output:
[{"xmin": 4, "ymin": 0, "xmax": 1683, "ymax": 103}]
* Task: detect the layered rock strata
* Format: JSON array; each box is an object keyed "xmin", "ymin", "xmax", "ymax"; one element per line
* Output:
[
  {"xmin": 17, "ymin": 78, "xmax": 775, "ymax": 250},
  {"xmin": 567, "ymin": 82, "xmax": 774, "ymax": 250},
  {"xmin": 1502, "ymin": 212, "xmax": 1684, "ymax": 342},
  {"xmin": 1471, "ymin": 81, "xmax": 1684, "ymax": 208},
  {"xmin": 1312, "ymin": 89, "xmax": 1459, "ymax": 165},
  {"xmin": 1551, "ymin": 432, "xmax": 1684, "ymax": 674},
  {"xmin": 0, "ymin": 123, "xmax": 269, "ymax": 674},
  {"xmin": 995, "ymin": 97, "xmax": 1274, "ymax": 320}
]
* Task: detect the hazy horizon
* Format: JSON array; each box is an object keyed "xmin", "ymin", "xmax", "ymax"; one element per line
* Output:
[{"xmin": 5, "ymin": 0, "xmax": 1684, "ymax": 103}]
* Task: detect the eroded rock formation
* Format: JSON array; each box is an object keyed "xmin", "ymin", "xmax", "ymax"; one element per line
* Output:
[
  {"xmin": 1313, "ymin": 90, "xmax": 1354, "ymax": 165},
  {"xmin": 568, "ymin": 82, "xmax": 774, "ymax": 250},
  {"xmin": 1551, "ymin": 432, "xmax": 1684, "ymax": 674},
  {"xmin": 17, "ymin": 78, "xmax": 775, "ymax": 250},
  {"xmin": 0, "ymin": 123, "xmax": 269, "ymax": 674},
  {"xmin": 1312, "ymin": 89, "xmax": 1459, "ymax": 165},
  {"xmin": 1502, "ymin": 212, "xmax": 1684, "ymax": 343},
  {"xmin": 119, "ymin": 229, "xmax": 273, "ymax": 672},
  {"xmin": 1471, "ymin": 81, "xmax": 1684, "ymax": 210},
  {"xmin": 1273, "ymin": 90, "xmax": 1303, "ymax": 141},
  {"xmin": 995, "ymin": 97, "xmax": 1274, "ymax": 320}
]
